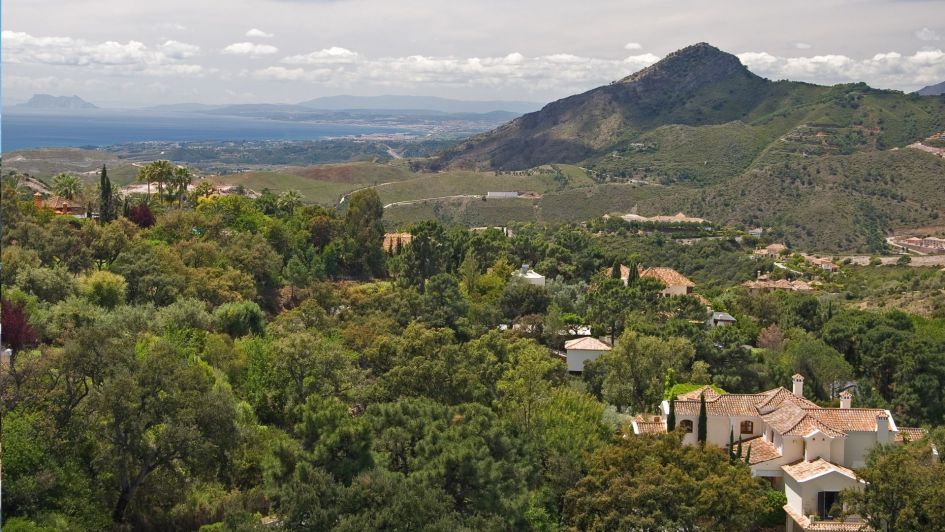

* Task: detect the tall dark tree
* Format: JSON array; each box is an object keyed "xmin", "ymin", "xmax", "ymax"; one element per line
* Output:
[
  {"xmin": 99, "ymin": 164, "xmax": 113, "ymax": 224},
  {"xmin": 611, "ymin": 259, "xmax": 621, "ymax": 279},
  {"xmin": 625, "ymin": 260, "xmax": 639, "ymax": 286},
  {"xmin": 697, "ymin": 393, "xmax": 707, "ymax": 444},
  {"xmin": 344, "ymin": 188, "xmax": 386, "ymax": 278},
  {"xmin": 667, "ymin": 399, "xmax": 676, "ymax": 432}
]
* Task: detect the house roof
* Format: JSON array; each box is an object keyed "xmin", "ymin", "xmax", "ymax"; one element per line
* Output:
[
  {"xmin": 782, "ymin": 458, "xmax": 858, "ymax": 483},
  {"xmin": 641, "ymin": 267, "xmax": 694, "ymax": 287},
  {"xmin": 675, "ymin": 385, "xmax": 722, "ymax": 401},
  {"xmin": 564, "ymin": 337, "xmax": 611, "ymax": 351},
  {"xmin": 632, "ymin": 416, "xmax": 667, "ymax": 435},
  {"xmin": 804, "ymin": 408, "xmax": 893, "ymax": 433},
  {"xmin": 733, "ymin": 435, "xmax": 783, "ymax": 465},
  {"xmin": 783, "ymin": 504, "xmax": 868, "ymax": 531},
  {"xmin": 711, "ymin": 311, "xmax": 736, "ymax": 322},
  {"xmin": 896, "ymin": 427, "xmax": 928, "ymax": 442}
]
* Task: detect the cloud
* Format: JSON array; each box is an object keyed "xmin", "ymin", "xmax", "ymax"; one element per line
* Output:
[
  {"xmin": 246, "ymin": 28, "xmax": 274, "ymax": 38},
  {"xmin": 2, "ymin": 30, "xmax": 203, "ymax": 75},
  {"xmin": 794, "ymin": 42, "xmax": 812, "ymax": 49},
  {"xmin": 915, "ymin": 27, "xmax": 941, "ymax": 41},
  {"xmin": 282, "ymin": 46, "xmax": 360, "ymax": 64},
  {"xmin": 737, "ymin": 49, "xmax": 945, "ymax": 88},
  {"xmin": 624, "ymin": 42, "xmax": 643, "ymax": 50},
  {"xmin": 253, "ymin": 49, "xmax": 661, "ymax": 93},
  {"xmin": 222, "ymin": 42, "xmax": 279, "ymax": 57},
  {"xmin": 159, "ymin": 40, "xmax": 200, "ymax": 59}
]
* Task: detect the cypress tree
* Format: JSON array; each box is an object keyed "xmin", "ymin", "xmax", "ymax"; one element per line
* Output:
[
  {"xmin": 697, "ymin": 393, "xmax": 707, "ymax": 444},
  {"xmin": 667, "ymin": 399, "xmax": 676, "ymax": 432},
  {"xmin": 611, "ymin": 259, "xmax": 621, "ymax": 279},
  {"xmin": 736, "ymin": 436, "xmax": 743, "ymax": 463},
  {"xmin": 729, "ymin": 427, "xmax": 735, "ymax": 461},
  {"xmin": 99, "ymin": 164, "xmax": 113, "ymax": 223},
  {"xmin": 626, "ymin": 260, "xmax": 639, "ymax": 286},
  {"xmin": 744, "ymin": 443, "xmax": 752, "ymax": 464}
]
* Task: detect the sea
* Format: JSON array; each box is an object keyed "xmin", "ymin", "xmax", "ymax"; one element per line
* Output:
[{"xmin": 1, "ymin": 109, "xmax": 412, "ymax": 152}]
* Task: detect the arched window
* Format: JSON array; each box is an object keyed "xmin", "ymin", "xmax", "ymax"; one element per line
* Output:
[
  {"xmin": 740, "ymin": 421, "xmax": 754, "ymax": 434},
  {"xmin": 679, "ymin": 420, "xmax": 694, "ymax": 433}
]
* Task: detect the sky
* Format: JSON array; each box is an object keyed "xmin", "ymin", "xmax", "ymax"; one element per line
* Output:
[{"xmin": 3, "ymin": 0, "xmax": 945, "ymax": 107}]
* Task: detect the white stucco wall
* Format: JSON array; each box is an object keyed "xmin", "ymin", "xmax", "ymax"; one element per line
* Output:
[
  {"xmin": 661, "ymin": 284, "xmax": 692, "ymax": 296},
  {"xmin": 804, "ymin": 433, "xmax": 833, "ymax": 462},
  {"xmin": 566, "ymin": 348, "xmax": 607, "ymax": 372},
  {"xmin": 795, "ymin": 472, "xmax": 861, "ymax": 517},
  {"xmin": 844, "ymin": 432, "xmax": 878, "ymax": 468}
]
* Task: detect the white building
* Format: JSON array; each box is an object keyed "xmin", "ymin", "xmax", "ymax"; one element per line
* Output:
[
  {"xmin": 633, "ymin": 375, "xmax": 928, "ymax": 531},
  {"xmin": 512, "ymin": 264, "xmax": 545, "ymax": 287},
  {"xmin": 564, "ymin": 337, "xmax": 611, "ymax": 372}
]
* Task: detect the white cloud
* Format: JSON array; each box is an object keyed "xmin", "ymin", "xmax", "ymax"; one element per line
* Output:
[
  {"xmin": 222, "ymin": 42, "xmax": 279, "ymax": 57},
  {"xmin": 246, "ymin": 28, "xmax": 274, "ymax": 38},
  {"xmin": 2, "ymin": 31, "xmax": 202, "ymax": 75},
  {"xmin": 624, "ymin": 42, "xmax": 643, "ymax": 51},
  {"xmin": 282, "ymin": 46, "xmax": 360, "ymax": 64},
  {"xmin": 738, "ymin": 49, "xmax": 945, "ymax": 88},
  {"xmin": 915, "ymin": 27, "xmax": 941, "ymax": 42},
  {"xmin": 794, "ymin": 42, "xmax": 812, "ymax": 50},
  {"xmin": 159, "ymin": 40, "xmax": 200, "ymax": 59}
]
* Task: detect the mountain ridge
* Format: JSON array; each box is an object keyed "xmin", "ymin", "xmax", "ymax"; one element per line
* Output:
[
  {"xmin": 17, "ymin": 94, "xmax": 98, "ymax": 110},
  {"xmin": 916, "ymin": 81, "xmax": 945, "ymax": 96}
]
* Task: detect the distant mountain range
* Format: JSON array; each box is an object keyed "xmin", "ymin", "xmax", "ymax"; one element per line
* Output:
[
  {"xmin": 916, "ymin": 81, "xmax": 945, "ymax": 96},
  {"xmin": 16, "ymin": 94, "xmax": 98, "ymax": 110}
]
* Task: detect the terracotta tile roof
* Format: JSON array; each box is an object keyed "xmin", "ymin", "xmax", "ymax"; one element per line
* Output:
[
  {"xmin": 640, "ymin": 267, "xmax": 695, "ymax": 287},
  {"xmin": 782, "ymin": 458, "xmax": 858, "ymax": 482},
  {"xmin": 382, "ymin": 232, "xmax": 412, "ymax": 250},
  {"xmin": 784, "ymin": 504, "xmax": 870, "ymax": 531},
  {"xmin": 804, "ymin": 408, "xmax": 890, "ymax": 432},
  {"xmin": 733, "ymin": 435, "xmax": 782, "ymax": 465},
  {"xmin": 757, "ymin": 388, "xmax": 820, "ymax": 414},
  {"xmin": 633, "ymin": 416, "xmax": 667, "ymax": 435},
  {"xmin": 742, "ymin": 279, "xmax": 813, "ymax": 292},
  {"xmin": 675, "ymin": 385, "xmax": 722, "ymax": 401},
  {"xmin": 674, "ymin": 393, "xmax": 764, "ymax": 417},
  {"xmin": 564, "ymin": 337, "xmax": 611, "ymax": 351},
  {"xmin": 896, "ymin": 427, "xmax": 928, "ymax": 442}
]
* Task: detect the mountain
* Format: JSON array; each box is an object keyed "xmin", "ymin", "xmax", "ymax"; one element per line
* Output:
[
  {"xmin": 16, "ymin": 94, "xmax": 97, "ymax": 110},
  {"xmin": 916, "ymin": 81, "xmax": 945, "ymax": 96},
  {"xmin": 431, "ymin": 43, "xmax": 945, "ymax": 252},
  {"xmin": 298, "ymin": 95, "xmax": 541, "ymax": 114},
  {"xmin": 434, "ymin": 43, "xmax": 945, "ymax": 172}
]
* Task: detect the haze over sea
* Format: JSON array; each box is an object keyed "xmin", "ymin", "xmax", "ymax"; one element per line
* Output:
[{"xmin": 1, "ymin": 110, "xmax": 411, "ymax": 152}]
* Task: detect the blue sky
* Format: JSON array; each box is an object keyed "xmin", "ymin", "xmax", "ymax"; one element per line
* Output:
[{"xmin": 3, "ymin": 0, "xmax": 944, "ymax": 106}]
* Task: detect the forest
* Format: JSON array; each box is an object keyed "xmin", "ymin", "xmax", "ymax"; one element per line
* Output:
[{"xmin": 1, "ymin": 164, "xmax": 944, "ymax": 531}]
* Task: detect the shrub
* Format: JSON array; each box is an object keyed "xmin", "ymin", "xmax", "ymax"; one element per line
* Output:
[
  {"xmin": 78, "ymin": 270, "xmax": 127, "ymax": 309},
  {"xmin": 212, "ymin": 301, "xmax": 265, "ymax": 337}
]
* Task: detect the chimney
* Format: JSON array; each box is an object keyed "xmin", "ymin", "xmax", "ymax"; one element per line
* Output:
[
  {"xmin": 33, "ymin": 192, "xmax": 43, "ymax": 209},
  {"xmin": 792, "ymin": 374, "xmax": 804, "ymax": 397},
  {"xmin": 876, "ymin": 413, "xmax": 890, "ymax": 443},
  {"xmin": 839, "ymin": 390, "xmax": 852, "ymax": 409}
]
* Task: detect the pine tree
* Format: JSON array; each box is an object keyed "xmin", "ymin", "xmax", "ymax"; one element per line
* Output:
[
  {"xmin": 697, "ymin": 393, "xmax": 707, "ymax": 444},
  {"xmin": 667, "ymin": 399, "xmax": 676, "ymax": 432},
  {"xmin": 99, "ymin": 164, "xmax": 113, "ymax": 223}
]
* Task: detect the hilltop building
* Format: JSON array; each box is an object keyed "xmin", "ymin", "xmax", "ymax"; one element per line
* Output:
[
  {"xmin": 563, "ymin": 336, "xmax": 611, "ymax": 372},
  {"xmin": 754, "ymin": 243, "xmax": 788, "ymax": 258},
  {"xmin": 382, "ymin": 232, "xmax": 412, "ymax": 252},
  {"xmin": 640, "ymin": 267, "xmax": 695, "ymax": 296},
  {"xmin": 33, "ymin": 192, "xmax": 86, "ymax": 217},
  {"xmin": 512, "ymin": 264, "xmax": 545, "ymax": 287},
  {"xmin": 632, "ymin": 375, "xmax": 931, "ymax": 531}
]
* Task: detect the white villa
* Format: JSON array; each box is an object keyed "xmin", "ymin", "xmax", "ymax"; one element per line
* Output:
[
  {"xmin": 632, "ymin": 375, "xmax": 931, "ymax": 531},
  {"xmin": 512, "ymin": 264, "xmax": 545, "ymax": 286},
  {"xmin": 563, "ymin": 336, "xmax": 611, "ymax": 372}
]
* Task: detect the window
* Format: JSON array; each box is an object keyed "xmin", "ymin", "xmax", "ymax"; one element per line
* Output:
[
  {"xmin": 740, "ymin": 421, "xmax": 754, "ymax": 435},
  {"xmin": 679, "ymin": 420, "xmax": 693, "ymax": 433},
  {"xmin": 818, "ymin": 491, "xmax": 841, "ymax": 519}
]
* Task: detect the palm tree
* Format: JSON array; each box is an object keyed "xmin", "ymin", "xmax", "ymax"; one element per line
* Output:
[
  {"xmin": 171, "ymin": 166, "xmax": 192, "ymax": 208},
  {"xmin": 52, "ymin": 172, "xmax": 82, "ymax": 200},
  {"xmin": 277, "ymin": 189, "xmax": 303, "ymax": 212},
  {"xmin": 137, "ymin": 160, "xmax": 174, "ymax": 203}
]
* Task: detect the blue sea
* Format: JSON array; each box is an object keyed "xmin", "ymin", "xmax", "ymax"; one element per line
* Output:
[{"xmin": 1, "ymin": 110, "xmax": 411, "ymax": 152}]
